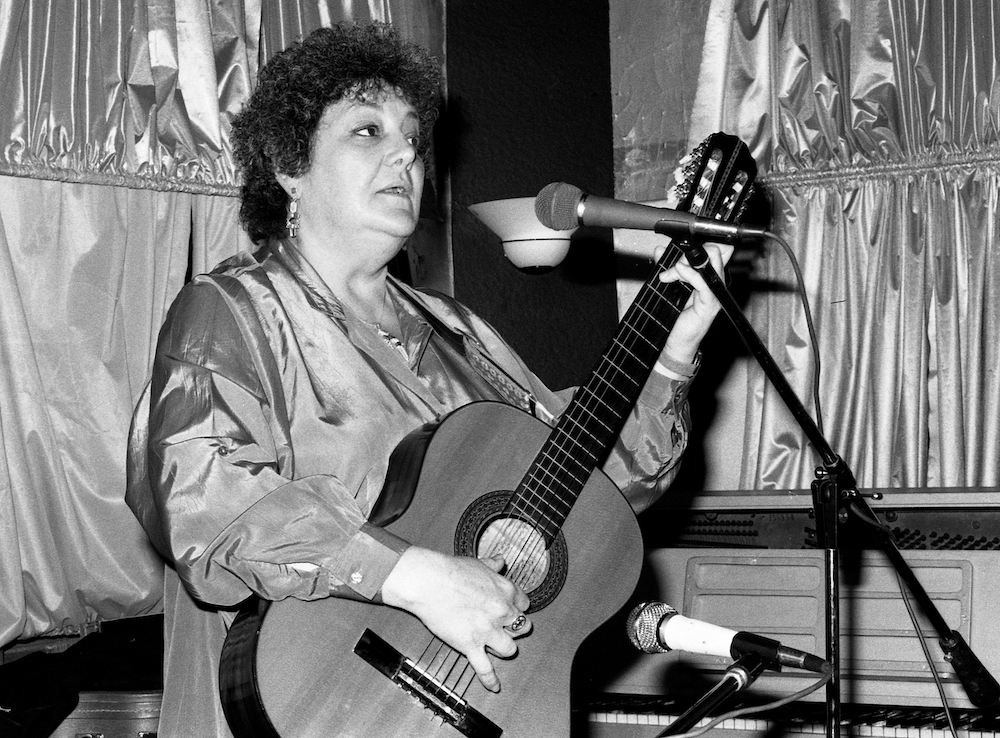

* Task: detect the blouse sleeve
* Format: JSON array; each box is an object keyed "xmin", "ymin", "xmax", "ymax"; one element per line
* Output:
[
  {"xmin": 128, "ymin": 280, "xmax": 408, "ymax": 608},
  {"xmin": 600, "ymin": 367, "xmax": 694, "ymax": 513}
]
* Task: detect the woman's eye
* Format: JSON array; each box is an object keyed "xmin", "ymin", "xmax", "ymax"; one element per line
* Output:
[
  {"xmin": 407, "ymin": 134, "xmax": 421, "ymax": 148},
  {"xmin": 356, "ymin": 125, "xmax": 379, "ymax": 137}
]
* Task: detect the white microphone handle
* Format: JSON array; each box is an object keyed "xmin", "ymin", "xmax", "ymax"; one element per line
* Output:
[{"xmin": 660, "ymin": 613, "xmax": 737, "ymax": 659}]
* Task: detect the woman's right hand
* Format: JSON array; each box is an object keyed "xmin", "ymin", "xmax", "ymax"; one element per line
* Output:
[{"xmin": 380, "ymin": 546, "xmax": 531, "ymax": 692}]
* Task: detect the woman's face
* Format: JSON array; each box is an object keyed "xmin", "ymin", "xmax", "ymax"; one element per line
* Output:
[{"xmin": 284, "ymin": 89, "xmax": 425, "ymax": 248}]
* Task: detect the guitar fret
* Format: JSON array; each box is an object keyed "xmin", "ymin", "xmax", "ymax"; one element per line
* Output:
[
  {"xmin": 623, "ymin": 305, "xmax": 675, "ymax": 348},
  {"xmin": 626, "ymin": 309, "xmax": 668, "ymax": 351},
  {"xmin": 601, "ymin": 337, "xmax": 658, "ymax": 392},
  {"xmin": 617, "ymin": 332, "xmax": 660, "ymax": 358},
  {"xmin": 595, "ymin": 350, "xmax": 643, "ymax": 378},
  {"xmin": 558, "ymin": 412, "xmax": 610, "ymax": 451},
  {"xmin": 514, "ymin": 467, "xmax": 584, "ymax": 531},
  {"xmin": 528, "ymin": 458, "xmax": 588, "ymax": 495},
  {"xmin": 606, "ymin": 337, "xmax": 653, "ymax": 373},
  {"xmin": 588, "ymin": 371, "xmax": 633, "ymax": 405},
  {"xmin": 516, "ymin": 494, "xmax": 568, "ymax": 525},
  {"xmin": 646, "ymin": 284, "xmax": 689, "ymax": 310},
  {"xmin": 511, "ymin": 497, "xmax": 564, "ymax": 540},
  {"xmin": 589, "ymin": 362, "xmax": 641, "ymax": 397},
  {"xmin": 522, "ymin": 456, "xmax": 580, "ymax": 491},
  {"xmin": 519, "ymin": 466, "xmax": 577, "ymax": 505},
  {"xmin": 537, "ymin": 448, "xmax": 590, "ymax": 483},
  {"xmin": 571, "ymin": 389, "xmax": 625, "ymax": 431},
  {"xmin": 535, "ymin": 452, "xmax": 592, "ymax": 490}
]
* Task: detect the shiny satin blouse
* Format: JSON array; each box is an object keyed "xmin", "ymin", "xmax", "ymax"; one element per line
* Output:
[{"xmin": 127, "ymin": 238, "xmax": 696, "ymax": 610}]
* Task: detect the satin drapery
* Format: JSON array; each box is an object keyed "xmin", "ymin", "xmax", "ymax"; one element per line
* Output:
[
  {"xmin": 612, "ymin": 0, "xmax": 1000, "ymax": 492},
  {"xmin": 0, "ymin": 0, "xmax": 444, "ymax": 647},
  {"xmin": 0, "ymin": 0, "xmax": 444, "ymax": 192}
]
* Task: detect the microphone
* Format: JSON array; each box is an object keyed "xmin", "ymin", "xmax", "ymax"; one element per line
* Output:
[
  {"xmin": 534, "ymin": 182, "xmax": 768, "ymax": 242},
  {"xmin": 627, "ymin": 601, "xmax": 830, "ymax": 674}
]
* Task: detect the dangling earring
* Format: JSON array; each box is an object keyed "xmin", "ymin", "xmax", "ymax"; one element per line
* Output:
[{"xmin": 286, "ymin": 188, "xmax": 300, "ymax": 239}]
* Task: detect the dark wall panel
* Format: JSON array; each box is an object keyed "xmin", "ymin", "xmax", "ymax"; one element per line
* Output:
[{"xmin": 446, "ymin": 0, "xmax": 619, "ymax": 390}]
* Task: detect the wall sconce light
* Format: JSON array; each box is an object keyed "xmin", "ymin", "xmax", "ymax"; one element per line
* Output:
[{"xmin": 469, "ymin": 197, "xmax": 578, "ymax": 270}]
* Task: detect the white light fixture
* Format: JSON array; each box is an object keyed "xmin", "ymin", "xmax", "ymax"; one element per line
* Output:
[{"xmin": 469, "ymin": 197, "xmax": 578, "ymax": 270}]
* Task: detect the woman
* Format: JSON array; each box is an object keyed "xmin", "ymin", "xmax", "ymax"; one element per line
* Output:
[{"xmin": 126, "ymin": 21, "xmax": 731, "ymax": 737}]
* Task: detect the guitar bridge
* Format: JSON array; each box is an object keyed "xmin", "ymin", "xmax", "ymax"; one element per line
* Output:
[{"xmin": 354, "ymin": 629, "xmax": 502, "ymax": 738}]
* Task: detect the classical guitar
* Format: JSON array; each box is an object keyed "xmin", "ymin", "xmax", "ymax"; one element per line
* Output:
[{"xmin": 219, "ymin": 133, "xmax": 758, "ymax": 737}]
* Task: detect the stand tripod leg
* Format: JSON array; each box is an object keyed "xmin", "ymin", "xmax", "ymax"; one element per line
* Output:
[{"xmin": 656, "ymin": 654, "xmax": 770, "ymax": 737}]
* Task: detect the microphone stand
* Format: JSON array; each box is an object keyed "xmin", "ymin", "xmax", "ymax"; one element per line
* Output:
[
  {"xmin": 656, "ymin": 653, "xmax": 771, "ymax": 737},
  {"xmin": 663, "ymin": 231, "xmax": 1000, "ymax": 738}
]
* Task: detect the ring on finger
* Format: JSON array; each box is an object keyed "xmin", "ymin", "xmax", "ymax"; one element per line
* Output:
[{"xmin": 508, "ymin": 613, "xmax": 527, "ymax": 632}]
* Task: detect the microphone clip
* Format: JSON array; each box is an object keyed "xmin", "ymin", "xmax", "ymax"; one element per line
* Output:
[
  {"xmin": 730, "ymin": 632, "xmax": 786, "ymax": 672},
  {"xmin": 725, "ymin": 651, "xmax": 772, "ymax": 689}
]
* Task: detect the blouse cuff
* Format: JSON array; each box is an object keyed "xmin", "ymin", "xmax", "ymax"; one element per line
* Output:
[
  {"xmin": 331, "ymin": 523, "xmax": 410, "ymax": 600},
  {"xmin": 653, "ymin": 350, "xmax": 701, "ymax": 381}
]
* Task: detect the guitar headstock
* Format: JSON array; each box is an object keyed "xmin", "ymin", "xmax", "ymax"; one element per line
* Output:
[{"xmin": 667, "ymin": 133, "xmax": 757, "ymax": 225}]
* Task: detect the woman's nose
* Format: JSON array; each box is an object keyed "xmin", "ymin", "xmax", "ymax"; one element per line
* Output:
[{"xmin": 388, "ymin": 134, "xmax": 418, "ymax": 168}]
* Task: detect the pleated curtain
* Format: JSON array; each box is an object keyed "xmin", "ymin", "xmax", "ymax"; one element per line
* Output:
[
  {"xmin": 0, "ymin": 0, "xmax": 444, "ymax": 647},
  {"xmin": 613, "ymin": 0, "xmax": 1000, "ymax": 493}
]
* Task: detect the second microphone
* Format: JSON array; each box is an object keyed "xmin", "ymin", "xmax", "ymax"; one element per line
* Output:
[{"xmin": 627, "ymin": 601, "xmax": 830, "ymax": 674}]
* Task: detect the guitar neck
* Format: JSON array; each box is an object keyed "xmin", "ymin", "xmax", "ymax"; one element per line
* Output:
[
  {"xmin": 510, "ymin": 244, "xmax": 691, "ymax": 543},
  {"xmin": 506, "ymin": 132, "xmax": 757, "ymax": 543}
]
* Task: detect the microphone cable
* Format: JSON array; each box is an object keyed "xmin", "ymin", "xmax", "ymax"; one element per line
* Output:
[
  {"xmin": 897, "ymin": 568, "xmax": 962, "ymax": 738},
  {"xmin": 762, "ymin": 229, "xmax": 825, "ymax": 437}
]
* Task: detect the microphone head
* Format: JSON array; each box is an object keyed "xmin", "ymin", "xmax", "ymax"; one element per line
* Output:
[
  {"xmin": 626, "ymin": 601, "xmax": 677, "ymax": 654},
  {"xmin": 535, "ymin": 182, "xmax": 584, "ymax": 230}
]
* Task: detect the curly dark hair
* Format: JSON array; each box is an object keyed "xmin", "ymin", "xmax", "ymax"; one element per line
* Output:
[{"xmin": 231, "ymin": 22, "xmax": 443, "ymax": 242}]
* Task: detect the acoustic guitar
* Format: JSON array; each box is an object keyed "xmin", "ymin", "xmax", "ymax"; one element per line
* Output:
[{"xmin": 219, "ymin": 133, "xmax": 758, "ymax": 737}]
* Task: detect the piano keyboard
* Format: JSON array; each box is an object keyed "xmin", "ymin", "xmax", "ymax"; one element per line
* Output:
[{"xmin": 584, "ymin": 698, "xmax": 1000, "ymax": 738}]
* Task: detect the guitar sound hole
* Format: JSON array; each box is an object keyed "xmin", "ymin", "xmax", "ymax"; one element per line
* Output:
[
  {"xmin": 479, "ymin": 518, "xmax": 549, "ymax": 592},
  {"xmin": 454, "ymin": 490, "xmax": 568, "ymax": 613}
]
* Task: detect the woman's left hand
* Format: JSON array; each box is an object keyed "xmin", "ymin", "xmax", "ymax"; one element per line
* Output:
[{"xmin": 655, "ymin": 242, "xmax": 734, "ymax": 367}]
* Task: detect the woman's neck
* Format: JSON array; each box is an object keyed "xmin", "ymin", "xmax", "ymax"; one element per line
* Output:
[{"xmin": 293, "ymin": 234, "xmax": 400, "ymax": 330}]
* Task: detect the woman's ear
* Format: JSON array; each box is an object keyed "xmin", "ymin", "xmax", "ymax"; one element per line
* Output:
[{"xmin": 275, "ymin": 171, "xmax": 298, "ymax": 197}]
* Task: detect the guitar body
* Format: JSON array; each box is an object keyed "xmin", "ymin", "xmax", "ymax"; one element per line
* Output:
[{"xmin": 223, "ymin": 401, "xmax": 643, "ymax": 737}]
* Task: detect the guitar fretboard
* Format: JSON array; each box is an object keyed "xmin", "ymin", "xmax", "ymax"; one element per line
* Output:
[
  {"xmin": 510, "ymin": 245, "xmax": 692, "ymax": 544},
  {"xmin": 506, "ymin": 134, "xmax": 757, "ymax": 543}
]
